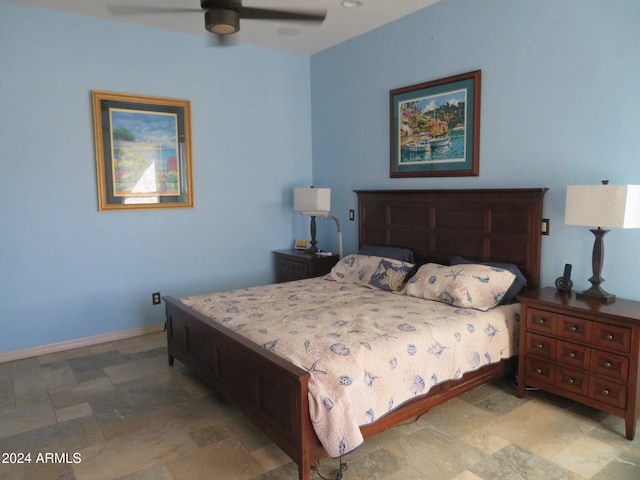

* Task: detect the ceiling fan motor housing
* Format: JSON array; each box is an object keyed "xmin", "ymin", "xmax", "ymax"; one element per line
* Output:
[{"xmin": 205, "ymin": 8, "xmax": 240, "ymax": 34}]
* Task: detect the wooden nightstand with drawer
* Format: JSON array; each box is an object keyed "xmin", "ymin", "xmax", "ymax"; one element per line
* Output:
[
  {"xmin": 517, "ymin": 287, "xmax": 640, "ymax": 440},
  {"xmin": 273, "ymin": 249, "xmax": 339, "ymax": 283}
]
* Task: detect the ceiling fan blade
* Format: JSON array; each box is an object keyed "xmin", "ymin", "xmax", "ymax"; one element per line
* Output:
[
  {"xmin": 237, "ymin": 7, "xmax": 326, "ymax": 23},
  {"xmin": 107, "ymin": 6, "xmax": 201, "ymax": 16}
]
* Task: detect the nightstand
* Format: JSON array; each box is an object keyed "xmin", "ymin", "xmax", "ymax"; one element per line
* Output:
[
  {"xmin": 517, "ymin": 287, "xmax": 640, "ymax": 440},
  {"xmin": 273, "ymin": 249, "xmax": 339, "ymax": 283}
]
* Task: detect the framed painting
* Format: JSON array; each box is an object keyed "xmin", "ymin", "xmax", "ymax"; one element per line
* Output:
[
  {"xmin": 390, "ymin": 70, "xmax": 481, "ymax": 178},
  {"xmin": 92, "ymin": 91, "xmax": 194, "ymax": 210}
]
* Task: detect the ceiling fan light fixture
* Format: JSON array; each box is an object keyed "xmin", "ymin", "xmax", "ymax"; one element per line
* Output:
[{"xmin": 205, "ymin": 8, "xmax": 239, "ymax": 35}]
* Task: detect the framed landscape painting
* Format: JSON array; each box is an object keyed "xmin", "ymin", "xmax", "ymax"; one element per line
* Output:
[
  {"xmin": 92, "ymin": 91, "xmax": 193, "ymax": 210},
  {"xmin": 390, "ymin": 70, "xmax": 481, "ymax": 178}
]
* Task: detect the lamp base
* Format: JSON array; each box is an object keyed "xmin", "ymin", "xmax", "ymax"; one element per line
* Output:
[
  {"xmin": 576, "ymin": 286, "xmax": 616, "ymax": 304},
  {"xmin": 577, "ymin": 227, "xmax": 615, "ymax": 304},
  {"xmin": 307, "ymin": 215, "xmax": 319, "ymax": 255}
]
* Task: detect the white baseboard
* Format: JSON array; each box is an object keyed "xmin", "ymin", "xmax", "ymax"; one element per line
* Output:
[{"xmin": 0, "ymin": 323, "xmax": 165, "ymax": 363}]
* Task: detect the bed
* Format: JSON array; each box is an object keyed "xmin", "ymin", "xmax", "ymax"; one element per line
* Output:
[{"xmin": 164, "ymin": 188, "xmax": 547, "ymax": 480}]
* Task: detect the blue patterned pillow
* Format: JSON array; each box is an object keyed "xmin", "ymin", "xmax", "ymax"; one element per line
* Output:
[
  {"xmin": 327, "ymin": 254, "xmax": 414, "ymax": 288},
  {"xmin": 368, "ymin": 259, "xmax": 415, "ymax": 292},
  {"xmin": 449, "ymin": 256, "xmax": 527, "ymax": 304},
  {"xmin": 405, "ymin": 263, "xmax": 516, "ymax": 311}
]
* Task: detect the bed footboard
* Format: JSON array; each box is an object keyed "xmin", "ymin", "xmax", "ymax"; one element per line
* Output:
[{"xmin": 164, "ymin": 296, "xmax": 324, "ymax": 480}]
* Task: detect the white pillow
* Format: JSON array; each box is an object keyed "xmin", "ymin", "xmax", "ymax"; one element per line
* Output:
[{"xmin": 405, "ymin": 263, "xmax": 516, "ymax": 311}]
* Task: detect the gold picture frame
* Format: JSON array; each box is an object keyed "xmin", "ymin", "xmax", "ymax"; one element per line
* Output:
[{"xmin": 92, "ymin": 90, "xmax": 194, "ymax": 211}]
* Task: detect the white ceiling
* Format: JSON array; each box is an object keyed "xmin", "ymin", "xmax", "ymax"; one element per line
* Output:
[{"xmin": 6, "ymin": 0, "xmax": 441, "ymax": 54}]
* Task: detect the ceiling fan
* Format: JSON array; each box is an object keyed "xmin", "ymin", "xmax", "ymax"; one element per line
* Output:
[{"xmin": 108, "ymin": 1, "xmax": 327, "ymax": 37}]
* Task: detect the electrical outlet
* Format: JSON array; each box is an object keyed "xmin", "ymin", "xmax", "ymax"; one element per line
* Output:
[{"xmin": 152, "ymin": 292, "xmax": 161, "ymax": 305}]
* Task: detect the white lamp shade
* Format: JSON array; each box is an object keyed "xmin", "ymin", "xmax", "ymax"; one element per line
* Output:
[
  {"xmin": 565, "ymin": 185, "xmax": 640, "ymax": 228},
  {"xmin": 294, "ymin": 187, "xmax": 331, "ymax": 214}
]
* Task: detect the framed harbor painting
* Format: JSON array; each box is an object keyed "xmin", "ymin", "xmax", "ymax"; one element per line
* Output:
[
  {"xmin": 92, "ymin": 91, "xmax": 194, "ymax": 210},
  {"xmin": 390, "ymin": 70, "xmax": 481, "ymax": 178}
]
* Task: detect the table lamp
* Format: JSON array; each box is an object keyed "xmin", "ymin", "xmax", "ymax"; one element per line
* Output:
[
  {"xmin": 294, "ymin": 187, "xmax": 343, "ymax": 258},
  {"xmin": 565, "ymin": 182, "xmax": 640, "ymax": 303}
]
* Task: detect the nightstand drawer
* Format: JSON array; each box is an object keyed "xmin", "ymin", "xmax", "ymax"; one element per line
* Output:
[
  {"xmin": 590, "ymin": 350, "xmax": 629, "ymax": 381},
  {"xmin": 592, "ymin": 323, "xmax": 631, "ymax": 353},
  {"xmin": 526, "ymin": 308, "xmax": 557, "ymax": 335},
  {"xmin": 558, "ymin": 315, "xmax": 591, "ymax": 343},
  {"xmin": 276, "ymin": 258, "xmax": 309, "ymax": 277},
  {"xmin": 589, "ymin": 377, "xmax": 627, "ymax": 409},
  {"xmin": 524, "ymin": 357, "xmax": 554, "ymax": 385},
  {"xmin": 555, "ymin": 367, "xmax": 589, "ymax": 396},
  {"xmin": 273, "ymin": 250, "xmax": 339, "ymax": 283},
  {"xmin": 556, "ymin": 340, "xmax": 590, "ymax": 370},
  {"xmin": 525, "ymin": 332, "xmax": 554, "ymax": 360}
]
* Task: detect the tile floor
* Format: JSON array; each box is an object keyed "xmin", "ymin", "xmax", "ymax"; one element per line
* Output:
[{"xmin": 0, "ymin": 332, "xmax": 638, "ymax": 480}]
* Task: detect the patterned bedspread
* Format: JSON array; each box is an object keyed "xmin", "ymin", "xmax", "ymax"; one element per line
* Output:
[{"xmin": 181, "ymin": 276, "xmax": 520, "ymax": 457}]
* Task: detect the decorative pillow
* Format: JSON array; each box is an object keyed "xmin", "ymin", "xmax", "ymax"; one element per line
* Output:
[
  {"xmin": 449, "ymin": 255, "xmax": 527, "ymax": 304},
  {"xmin": 368, "ymin": 259, "xmax": 415, "ymax": 292},
  {"xmin": 327, "ymin": 254, "xmax": 414, "ymax": 288},
  {"xmin": 405, "ymin": 263, "xmax": 516, "ymax": 311},
  {"xmin": 358, "ymin": 245, "xmax": 415, "ymax": 263}
]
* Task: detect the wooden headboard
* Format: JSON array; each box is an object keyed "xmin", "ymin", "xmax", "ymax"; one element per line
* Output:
[{"xmin": 355, "ymin": 188, "xmax": 548, "ymax": 290}]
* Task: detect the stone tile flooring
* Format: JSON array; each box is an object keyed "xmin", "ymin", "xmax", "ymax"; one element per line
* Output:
[{"xmin": 1, "ymin": 332, "xmax": 638, "ymax": 479}]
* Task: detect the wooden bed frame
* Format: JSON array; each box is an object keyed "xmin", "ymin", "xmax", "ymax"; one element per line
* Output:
[{"xmin": 164, "ymin": 188, "xmax": 547, "ymax": 480}]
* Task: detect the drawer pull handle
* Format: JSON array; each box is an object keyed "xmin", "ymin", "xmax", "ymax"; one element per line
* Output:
[
  {"xmin": 605, "ymin": 334, "xmax": 614, "ymax": 341},
  {"xmin": 536, "ymin": 343, "xmax": 544, "ymax": 349},
  {"xmin": 568, "ymin": 352, "xmax": 576, "ymax": 359},
  {"xmin": 535, "ymin": 368, "xmax": 543, "ymax": 374},
  {"xmin": 602, "ymin": 361, "xmax": 612, "ymax": 368},
  {"xmin": 537, "ymin": 318, "xmax": 547, "ymax": 325},
  {"xmin": 569, "ymin": 325, "xmax": 578, "ymax": 332},
  {"xmin": 601, "ymin": 389, "xmax": 610, "ymax": 396},
  {"xmin": 567, "ymin": 378, "xmax": 575, "ymax": 384}
]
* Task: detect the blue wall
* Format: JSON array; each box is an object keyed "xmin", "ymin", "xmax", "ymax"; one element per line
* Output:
[
  {"xmin": 0, "ymin": 2, "xmax": 313, "ymax": 352},
  {"xmin": 2, "ymin": 0, "xmax": 640, "ymax": 354},
  {"xmin": 311, "ymin": 0, "xmax": 640, "ymax": 300}
]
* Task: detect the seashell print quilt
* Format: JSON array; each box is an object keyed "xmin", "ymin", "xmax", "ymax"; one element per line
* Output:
[{"xmin": 181, "ymin": 276, "xmax": 520, "ymax": 458}]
